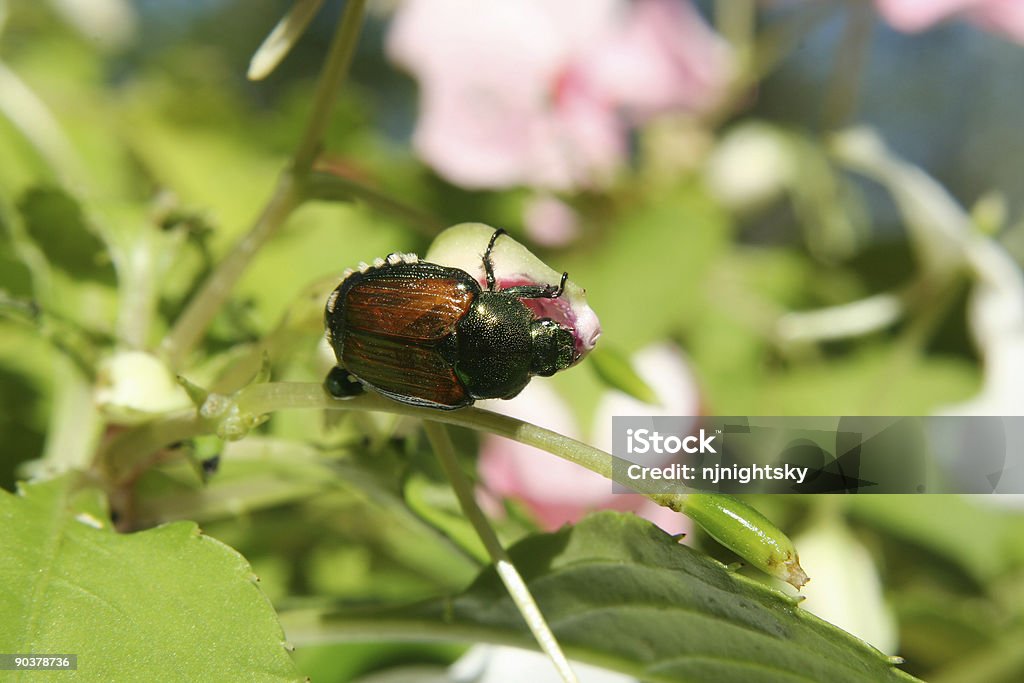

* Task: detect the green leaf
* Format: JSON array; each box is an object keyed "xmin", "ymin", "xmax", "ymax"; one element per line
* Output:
[
  {"xmin": 562, "ymin": 190, "xmax": 728, "ymax": 352},
  {"xmin": 0, "ymin": 226, "xmax": 33, "ymax": 298},
  {"xmin": 304, "ymin": 512, "xmax": 919, "ymax": 683},
  {"xmin": 847, "ymin": 495, "xmax": 1024, "ymax": 584},
  {"xmin": 588, "ymin": 345, "xmax": 659, "ymax": 404},
  {"xmin": 0, "ymin": 475, "xmax": 303, "ymax": 682},
  {"xmin": 0, "ymin": 250, "xmax": 32, "ymax": 299},
  {"xmin": 16, "ymin": 186, "xmax": 115, "ymax": 285},
  {"xmin": 403, "ymin": 472, "xmax": 489, "ymax": 564}
]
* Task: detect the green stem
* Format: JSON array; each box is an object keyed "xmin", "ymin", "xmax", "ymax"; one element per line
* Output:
[
  {"xmin": 159, "ymin": 178, "xmax": 302, "ymax": 368},
  {"xmin": 239, "ymin": 383, "xmax": 618, "ymax": 478},
  {"xmin": 117, "ymin": 227, "xmax": 172, "ymax": 349},
  {"xmin": 896, "ymin": 273, "xmax": 967, "ymax": 355},
  {"xmin": 102, "ymin": 413, "xmax": 217, "ymax": 485},
  {"xmin": 160, "ymin": 0, "xmax": 368, "ymax": 369},
  {"xmin": 423, "ymin": 422, "xmax": 578, "ymax": 683},
  {"xmin": 101, "ymin": 383, "xmax": 618, "ymax": 501},
  {"xmin": 43, "ymin": 357, "xmax": 101, "ymax": 472},
  {"xmin": 292, "ymin": 0, "xmax": 368, "ymax": 173},
  {"xmin": 98, "ymin": 381, "xmax": 807, "ymax": 587},
  {"xmin": 306, "ymin": 171, "xmax": 442, "ymax": 237},
  {"xmin": 714, "ymin": 0, "xmax": 755, "ymax": 51},
  {"xmin": 821, "ymin": 0, "xmax": 874, "ymax": 131}
]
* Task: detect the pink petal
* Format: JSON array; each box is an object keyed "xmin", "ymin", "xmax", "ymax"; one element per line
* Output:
[
  {"xmin": 876, "ymin": 0, "xmax": 1024, "ymax": 42},
  {"xmin": 478, "ymin": 382, "xmax": 618, "ymax": 529},
  {"xmin": 540, "ymin": 68, "xmax": 626, "ymax": 189},
  {"xmin": 583, "ymin": 0, "xmax": 735, "ymax": 120},
  {"xmin": 875, "ymin": 0, "xmax": 995, "ymax": 32},
  {"xmin": 972, "ymin": 0, "xmax": 1024, "ymax": 42},
  {"xmin": 523, "ymin": 194, "xmax": 581, "ymax": 247},
  {"xmin": 387, "ymin": 0, "xmax": 567, "ymax": 188}
]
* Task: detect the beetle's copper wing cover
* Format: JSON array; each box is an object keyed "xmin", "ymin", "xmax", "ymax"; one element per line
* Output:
[{"xmin": 326, "ymin": 262, "xmax": 479, "ymax": 409}]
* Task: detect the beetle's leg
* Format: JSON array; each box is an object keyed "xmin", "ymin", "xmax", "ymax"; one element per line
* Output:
[
  {"xmin": 553, "ymin": 271, "xmax": 567, "ymax": 297},
  {"xmin": 324, "ymin": 366, "xmax": 365, "ymax": 399},
  {"xmin": 482, "ymin": 228, "xmax": 506, "ymax": 292},
  {"xmin": 501, "ymin": 271, "xmax": 568, "ymax": 300}
]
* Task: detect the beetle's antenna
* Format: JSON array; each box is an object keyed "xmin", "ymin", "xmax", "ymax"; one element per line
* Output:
[
  {"xmin": 554, "ymin": 271, "xmax": 568, "ymax": 298},
  {"xmin": 482, "ymin": 228, "xmax": 505, "ymax": 292}
]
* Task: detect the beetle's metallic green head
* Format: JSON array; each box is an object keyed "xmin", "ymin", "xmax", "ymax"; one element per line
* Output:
[{"xmin": 529, "ymin": 319, "xmax": 576, "ymax": 377}]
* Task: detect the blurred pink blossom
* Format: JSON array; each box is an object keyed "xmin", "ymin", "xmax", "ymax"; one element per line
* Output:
[
  {"xmin": 387, "ymin": 0, "xmax": 733, "ymax": 192},
  {"xmin": 875, "ymin": 0, "xmax": 1024, "ymax": 42},
  {"xmin": 477, "ymin": 343, "xmax": 699, "ymax": 535},
  {"xmin": 523, "ymin": 194, "xmax": 581, "ymax": 247}
]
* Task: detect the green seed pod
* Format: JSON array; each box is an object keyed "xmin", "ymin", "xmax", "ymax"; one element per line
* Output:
[{"xmin": 653, "ymin": 492, "xmax": 809, "ymax": 589}]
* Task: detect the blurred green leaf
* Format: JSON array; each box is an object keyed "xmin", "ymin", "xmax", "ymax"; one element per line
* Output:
[
  {"xmin": 0, "ymin": 364, "xmax": 45, "ymax": 489},
  {"xmin": 16, "ymin": 185, "xmax": 115, "ymax": 284},
  {"xmin": 929, "ymin": 633, "xmax": 1024, "ymax": 683},
  {"xmin": 563, "ymin": 190, "xmax": 729, "ymax": 352},
  {"xmin": 0, "ymin": 212, "xmax": 33, "ymax": 296},
  {"xmin": 701, "ymin": 345, "xmax": 979, "ymax": 416},
  {"xmin": 0, "ymin": 248, "xmax": 32, "ymax": 298},
  {"xmin": 235, "ymin": 202, "xmax": 413, "ymax": 331},
  {"xmin": 404, "ymin": 472, "xmax": 488, "ymax": 564},
  {"xmin": 848, "ymin": 496, "xmax": 1024, "ymax": 584},
  {"xmin": 767, "ymin": 351, "xmax": 978, "ymax": 415},
  {"xmin": 587, "ymin": 345, "xmax": 659, "ymax": 405},
  {"xmin": 305, "ymin": 512, "xmax": 919, "ymax": 682},
  {"xmin": 0, "ymin": 475, "xmax": 303, "ymax": 681},
  {"xmin": 892, "ymin": 588, "xmax": 1001, "ymax": 674}
]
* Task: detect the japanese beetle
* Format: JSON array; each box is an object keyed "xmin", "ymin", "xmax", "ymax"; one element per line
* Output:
[{"xmin": 324, "ymin": 229, "xmax": 578, "ymax": 410}]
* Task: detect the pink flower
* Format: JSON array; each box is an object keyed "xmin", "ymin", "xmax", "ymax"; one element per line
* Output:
[
  {"xmin": 876, "ymin": 0, "xmax": 1024, "ymax": 43},
  {"xmin": 477, "ymin": 343, "xmax": 699, "ymax": 535},
  {"xmin": 523, "ymin": 194, "xmax": 580, "ymax": 247},
  {"xmin": 387, "ymin": 0, "xmax": 733, "ymax": 191},
  {"xmin": 425, "ymin": 222, "xmax": 601, "ymax": 358}
]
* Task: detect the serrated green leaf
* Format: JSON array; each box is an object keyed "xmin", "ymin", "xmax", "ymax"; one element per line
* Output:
[
  {"xmin": 16, "ymin": 186, "xmax": 115, "ymax": 285},
  {"xmin": 304, "ymin": 512, "xmax": 919, "ymax": 683},
  {"xmin": 0, "ymin": 475, "xmax": 302, "ymax": 682}
]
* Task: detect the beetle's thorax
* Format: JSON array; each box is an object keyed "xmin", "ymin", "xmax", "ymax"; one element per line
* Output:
[{"xmin": 454, "ymin": 292, "xmax": 535, "ymax": 400}]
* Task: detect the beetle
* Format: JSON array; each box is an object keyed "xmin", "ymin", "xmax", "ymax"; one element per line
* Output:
[{"xmin": 324, "ymin": 228, "xmax": 577, "ymax": 410}]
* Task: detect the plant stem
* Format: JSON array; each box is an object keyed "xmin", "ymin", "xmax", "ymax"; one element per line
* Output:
[
  {"xmin": 160, "ymin": 178, "xmax": 302, "ymax": 368},
  {"xmin": 292, "ymin": 0, "xmax": 368, "ymax": 173},
  {"xmin": 306, "ymin": 171, "xmax": 442, "ymax": 237},
  {"xmin": 102, "ymin": 413, "xmax": 217, "ymax": 485},
  {"xmin": 423, "ymin": 422, "xmax": 578, "ymax": 683},
  {"xmin": 238, "ymin": 383, "xmax": 619, "ymax": 479},
  {"xmin": 98, "ymin": 381, "xmax": 807, "ymax": 586},
  {"xmin": 715, "ymin": 0, "xmax": 755, "ymax": 51},
  {"xmin": 43, "ymin": 358, "xmax": 100, "ymax": 472},
  {"xmin": 821, "ymin": 0, "xmax": 874, "ymax": 131},
  {"xmin": 160, "ymin": 0, "xmax": 368, "ymax": 369},
  {"xmin": 117, "ymin": 226, "xmax": 170, "ymax": 349},
  {"xmin": 101, "ymin": 383, "xmax": 620, "ymax": 499}
]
